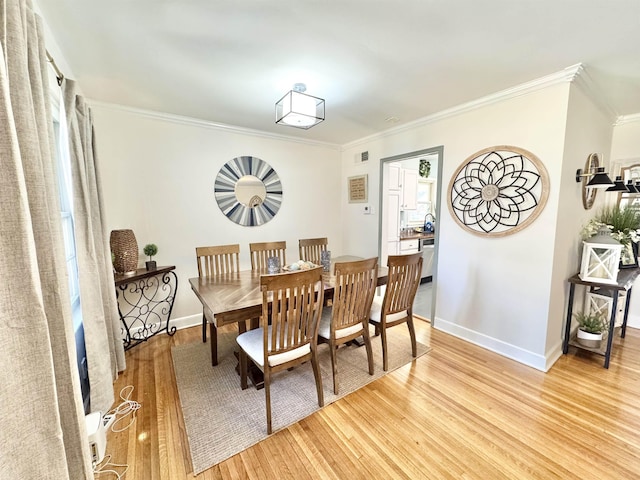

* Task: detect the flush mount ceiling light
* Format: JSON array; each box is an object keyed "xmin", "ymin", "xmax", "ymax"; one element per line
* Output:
[{"xmin": 275, "ymin": 83, "xmax": 325, "ymax": 129}]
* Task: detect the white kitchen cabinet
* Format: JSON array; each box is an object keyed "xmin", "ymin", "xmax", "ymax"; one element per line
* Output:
[
  {"xmin": 388, "ymin": 163, "xmax": 401, "ymax": 191},
  {"xmin": 399, "ymin": 238, "xmax": 420, "ymax": 254},
  {"xmin": 387, "ymin": 191, "xmax": 400, "ymax": 240},
  {"xmin": 401, "ymin": 169, "xmax": 418, "ymax": 210}
]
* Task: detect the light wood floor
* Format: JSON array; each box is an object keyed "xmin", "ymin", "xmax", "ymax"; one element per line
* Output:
[{"xmin": 106, "ymin": 319, "xmax": 640, "ymax": 479}]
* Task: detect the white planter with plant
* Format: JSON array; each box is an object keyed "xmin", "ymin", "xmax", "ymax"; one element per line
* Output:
[{"xmin": 574, "ymin": 312, "xmax": 607, "ymax": 349}]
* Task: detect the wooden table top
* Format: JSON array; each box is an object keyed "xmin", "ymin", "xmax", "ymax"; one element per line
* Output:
[
  {"xmin": 568, "ymin": 268, "xmax": 640, "ymax": 291},
  {"xmin": 189, "ymin": 256, "xmax": 388, "ymax": 327},
  {"xmin": 114, "ymin": 265, "xmax": 176, "ymax": 287}
]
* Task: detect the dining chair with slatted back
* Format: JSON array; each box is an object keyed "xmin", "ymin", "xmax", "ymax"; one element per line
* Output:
[
  {"xmin": 369, "ymin": 252, "xmax": 423, "ymax": 371},
  {"xmin": 195, "ymin": 244, "xmax": 240, "ymax": 342},
  {"xmin": 298, "ymin": 237, "xmax": 328, "ymax": 265},
  {"xmin": 236, "ymin": 266, "xmax": 325, "ymax": 434},
  {"xmin": 318, "ymin": 257, "xmax": 378, "ymax": 394},
  {"xmin": 249, "ymin": 241, "xmax": 287, "ymax": 271}
]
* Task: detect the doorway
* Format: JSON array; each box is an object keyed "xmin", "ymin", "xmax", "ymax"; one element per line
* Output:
[{"xmin": 377, "ymin": 146, "xmax": 443, "ymax": 326}]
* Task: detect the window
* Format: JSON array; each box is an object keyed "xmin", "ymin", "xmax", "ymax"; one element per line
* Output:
[
  {"xmin": 407, "ymin": 178, "xmax": 434, "ymax": 226},
  {"xmin": 52, "ymin": 90, "xmax": 82, "ymax": 329},
  {"xmin": 618, "ymin": 164, "xmax": 640, "ymax": 213},
  {"xmin": 51, "ymin": 78, "xmax": 90, "ymax": 412}
]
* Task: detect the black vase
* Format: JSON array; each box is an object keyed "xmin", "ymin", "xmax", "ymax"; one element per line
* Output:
[{"xmin": 145, "ymin": 260, "xmax": 157, "ymax": 271}]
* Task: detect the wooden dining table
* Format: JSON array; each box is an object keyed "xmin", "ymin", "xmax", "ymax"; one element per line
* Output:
[{"xmin": 189, "ymin": 255, "xmax": 388, "ymax": 367}]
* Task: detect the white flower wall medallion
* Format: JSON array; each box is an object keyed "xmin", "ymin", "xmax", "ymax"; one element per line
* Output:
[{"xmin": 448, "ymin": 146, "xmax": 550, "ymax": 237}]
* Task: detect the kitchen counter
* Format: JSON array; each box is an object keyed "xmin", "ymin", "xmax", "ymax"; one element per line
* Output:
[{"xmin": 399, "ymin": 232, "xmax": 435, "ymax": 242}]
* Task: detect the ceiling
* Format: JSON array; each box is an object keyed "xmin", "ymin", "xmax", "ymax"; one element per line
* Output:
[{"xmin": 36, "ymin": 0, "xmax": 640, "ymax": 146}]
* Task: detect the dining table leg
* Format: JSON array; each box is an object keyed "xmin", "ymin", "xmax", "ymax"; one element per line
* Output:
[{"xmin": 209, "ymin": 322, "xmax": 218, "ymax": 366}]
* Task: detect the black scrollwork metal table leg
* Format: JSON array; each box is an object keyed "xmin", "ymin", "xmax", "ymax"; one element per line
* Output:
[{"xmin": 114, "ymin": 266, "xmax": 178, "ymax": 350}]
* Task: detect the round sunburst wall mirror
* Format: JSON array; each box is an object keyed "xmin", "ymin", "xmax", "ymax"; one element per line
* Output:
[
  {"xmin": 448, "ymin": 146, "xmax": 550, "ymax": 237},
  {"xmin": 214, "ymin": 156, "xmax": 283, "ymax": 226}
]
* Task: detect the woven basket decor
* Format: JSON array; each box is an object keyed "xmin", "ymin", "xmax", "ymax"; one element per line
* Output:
[{"xmin": 110, "ymin": 229, "xmax": 139, "ymax": 274}]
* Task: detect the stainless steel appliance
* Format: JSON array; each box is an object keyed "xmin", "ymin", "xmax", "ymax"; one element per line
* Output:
[{"xmin": 421, "ymin": 237, "xmax": 434, "ymax": 282}]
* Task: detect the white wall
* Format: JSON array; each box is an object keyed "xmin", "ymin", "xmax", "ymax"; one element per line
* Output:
[
  {"xmin": 341, "ymin": 83, "xmax": 574, "ymax": 370},
  {"xmin": 92, "ymin": 105, "xmax": 342, "ymax": 321},
  {"xmin": 546, "ymin": 84, "xmax": 615, "ymax": 364},
  {"xmin": 611, "ymin": 118, "xmax": 640, "ymax": 328}
]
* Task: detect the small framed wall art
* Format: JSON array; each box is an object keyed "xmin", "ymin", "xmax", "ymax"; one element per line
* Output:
[{"xmin": 348, "ymin": 174, "xmax": 368, "ymax": 203}]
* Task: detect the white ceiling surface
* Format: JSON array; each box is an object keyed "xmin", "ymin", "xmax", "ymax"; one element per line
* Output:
[{"xmin": 37, "ymin": 0, "xmax": 640, "ymax": 146}]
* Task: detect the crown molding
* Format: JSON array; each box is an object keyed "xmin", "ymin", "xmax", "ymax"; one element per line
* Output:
[
  {"xmin": 615, "ymin": 113, "xmax": 640, "ymax": 126},
  {"xmin": 343, "ymin": 64, "xmax": 588, "ymax": 151},
  {"xmin": 571, "ymin": 65, "xmax": 619, "ymax": 122},
  {"xmin": 87, "ymin": 100, "xmax": 341, "ymax": 150}
]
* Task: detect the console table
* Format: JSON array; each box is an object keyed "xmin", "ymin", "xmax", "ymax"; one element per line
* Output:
[
  {"xmin": 563, "ymin": 268, "xmax": 640, "ymax": 368},
  {"xmin": 114, "ymin": 265, "xmax": 178, "ymax": 350}
]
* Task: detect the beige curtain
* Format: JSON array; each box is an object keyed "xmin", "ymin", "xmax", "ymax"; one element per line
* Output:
[
  {"xmin": 0, "ymin": 1, "xmax": 93, "ymax": 478},
  {"xmin": 63, "ymin": 79, "xmax": 126, "ymax": 414}
]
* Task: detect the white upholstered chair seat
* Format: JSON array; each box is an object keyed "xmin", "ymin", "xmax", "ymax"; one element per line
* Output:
[
  {"xmin": 369, "ymin": 295, "xmax": 408, "ymax": 323},
  {"xmin": 236, "ymin": 326, "xmax": 311, "ymax": 367},
  {"xmin": 317, "ymin": 308, "xmax": 364, "ymax": 339}
]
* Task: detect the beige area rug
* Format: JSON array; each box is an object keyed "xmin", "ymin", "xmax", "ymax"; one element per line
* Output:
[{"xmin": 172, "ymin": 325, "xmax": 430, "ymax": 475}]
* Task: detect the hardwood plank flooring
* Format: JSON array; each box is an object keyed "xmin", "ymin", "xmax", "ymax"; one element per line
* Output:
[{"xmin": 105, "ymin": 320, "xmax": 640, "ymax": 479}]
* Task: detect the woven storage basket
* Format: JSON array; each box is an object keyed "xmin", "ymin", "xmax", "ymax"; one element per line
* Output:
[{"xmin": 110, "ymin": 229, "xmax": 139, "ymax": 274}]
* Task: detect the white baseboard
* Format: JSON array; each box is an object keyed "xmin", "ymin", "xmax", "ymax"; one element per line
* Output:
[
  {"xmin": 433, "ymin": 316, "xmax": 551, "ymax": 372},
  {"xmin": 626, "ymin": 313, "xmax": 640, "ymax": 330},
  {"xmin": 169, "ymin": 313, "xmax": 201, "ymax": 331}
]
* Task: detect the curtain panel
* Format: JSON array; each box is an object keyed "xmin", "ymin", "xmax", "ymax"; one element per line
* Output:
[
  {"xmin": 63, "ymin": 79, "xmax": 125, "ymax": 414},
  {"xmin": 0, "ymin": 0, "xmax": 92, "ymax": 478}
]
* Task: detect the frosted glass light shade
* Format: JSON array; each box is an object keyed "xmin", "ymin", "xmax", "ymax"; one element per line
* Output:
[{"xmin": 275, "ymin": 89, "xmax": 325, "ymax": 129}]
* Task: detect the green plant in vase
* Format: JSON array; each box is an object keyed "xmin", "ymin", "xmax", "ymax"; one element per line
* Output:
[
  {"xmin": 419, "ymin": 158, "xmax": 431, "ymax": 178},
  {"xmin": 574, "ymin": 311, "xmax": 608, "ymax": 349},
  {"xmin": 143, "ymin": 243, "xmax": 158, "ymax": 271}
]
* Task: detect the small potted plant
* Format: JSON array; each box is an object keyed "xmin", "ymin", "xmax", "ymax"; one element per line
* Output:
[
  {"xmin": 574, "ymin": 311, "xmax": 607, "ymax": 349},
  {"xmin": 143, "ymin": 243, "xmax": 158, "ymax": 271}
]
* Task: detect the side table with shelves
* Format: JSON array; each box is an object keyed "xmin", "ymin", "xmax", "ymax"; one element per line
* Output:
[
  {"xmin": 563, "ymin": 268, "xmax": 640, "ymax": 368},
  {"xmin": 114, "ymin": 265, "xmax": 178, "ymax": 350}
]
